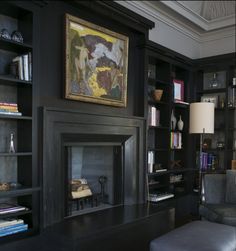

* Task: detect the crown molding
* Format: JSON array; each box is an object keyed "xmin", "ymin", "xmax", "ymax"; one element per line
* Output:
[
  {"xmin": 116, "ymin": 1, "xmax": 235, "ymax": 44},
  {"xmin": 161, "ymin": 1, "xmax": 236, "ymax": 31}
]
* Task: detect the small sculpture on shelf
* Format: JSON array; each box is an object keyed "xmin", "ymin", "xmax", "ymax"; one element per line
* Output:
[
  {"xmin": 11, "ymin": 31, "xmax": 23, "ymax": 43},
  {"xmin": 9, "ymin": 133, "xmax": 15, "ymax": 153},
  {"xmin": 177, "ymin": 115, "xmax": 184, "ymax": 131},
  {"xmin": 171, "ymin": 110, "xmax": 176, "ymax": 130}
]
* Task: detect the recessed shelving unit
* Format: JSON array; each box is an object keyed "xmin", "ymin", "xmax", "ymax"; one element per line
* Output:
[
  {"xmin": 146, "ymin": 42, "xmax": 194, "ymax": 220},
  {"xmin": 0, "ymin": 1, "xmax": 39, "ymax": 243}
]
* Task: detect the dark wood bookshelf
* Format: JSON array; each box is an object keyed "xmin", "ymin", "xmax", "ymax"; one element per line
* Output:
[
  {"xmin": 148, "ymin": 125, "xmax": 169, "ymax": 130},
  {"xmin": 148, "ymin": 78, "xmax": 170, "ymax": 86},
  {"xmin": 0, "ymin": 37, "xmax": 32, "ymax": 53},
  {"xmin": 148, "ymin": 148, "xmax": 169, "ymax": 152},
  {"xmin": 0, "ymin": 187, "xmax": 40, "ymax": 198},
  {"xmin": 148, "ymin": 100, "xmax": 169, "ymax": 106},
  {"xmin": 0, "ymin": 209, "xmax": 32, "ymax": 219},
  {"xmin": 0, "ymin": 115, "xmax": 32, "ymax": 120},
  {"xmin": 197, "ymin": 88, "xmax": 226, "ymax": 94},
  {"xmin": 0, "ymin": 75, "xmax": 32, "ymax": 86},
  {"xmin": 0, "ymin": 152, "xmax": 32, "ymax": 157}
]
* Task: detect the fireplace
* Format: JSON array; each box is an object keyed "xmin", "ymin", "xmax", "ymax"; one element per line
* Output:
[
  {"xmin": 42, "ymin": 107, "xmax": 145, "ymax": 227},
  {"xmin": 64, "ymin": 143, "xmax": 123, "ymax": 216}
]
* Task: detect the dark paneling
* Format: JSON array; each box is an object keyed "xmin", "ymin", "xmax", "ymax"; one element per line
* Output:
[{"xmin": 37, "ymin": 1, "xmax": 147, "ymax": 117}]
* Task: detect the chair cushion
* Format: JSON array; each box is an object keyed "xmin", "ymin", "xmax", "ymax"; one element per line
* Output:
[
  {"xmin": 226, "ymin": 170, "xmax": 236, "ymax": 204},
  {"xmin": 200, "ymin": 204, "xmax": 236, "ymax": 227},
  {"xmin": 150, "ymin": 221, "xmax": 236, "ymax": 251},
  {"xmin": 203, "ymin": 174, "xmax": 226, "ymax": 204}
]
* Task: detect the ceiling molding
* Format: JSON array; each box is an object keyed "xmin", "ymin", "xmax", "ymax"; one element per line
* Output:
[
  {"xmin": 161, "ymin": 1, "xmax": 235, "ymax": 31},
  {"xmin": 117, "ymin": 1, "xmax": 202, "ymax": 42},
  {"xmin": 117, "ymin": 1, "xmax": 235, "ymax": 44}
]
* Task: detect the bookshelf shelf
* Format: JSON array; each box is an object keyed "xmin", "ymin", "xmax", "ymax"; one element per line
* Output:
[
  {"xmin": 0, "ymin": 37, "xmax": 32, "ymax": 53},
  {"xmin": 0, "ymin": 75, "xmax": 32, "ymax": 86},
  {"xmin": 0, "ymin": 115, "xmax": 32, "ymax": 120},
  {"xmin": 0, "ymin": 152, "xmax": 32, "ymax": 157},
  {"xmin": 148, "ymin": 126, "xmax": 169, "ymax": 130},
  {"xmin": 0, "ymin": 187, "xmax": 40, "ymax": 198},
  {"xmin": 0, "ymin": 210, "xmax": 32, "ymax": 219},
  {"xmin": 148, "ymin": 100, "xmax": 169, "ymax": 106},
  {"xmin": 148, "ymin": 78, "xmax": 170, "ymax": 86},
  {"xmin": 197, "ymin": 88, "xmax": 226, "ymax": 94}
]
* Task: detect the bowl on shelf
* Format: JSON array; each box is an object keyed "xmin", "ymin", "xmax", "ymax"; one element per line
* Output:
[{"xmin": 152, "ymin": 89, "xmax": 163, "ymax": 101}]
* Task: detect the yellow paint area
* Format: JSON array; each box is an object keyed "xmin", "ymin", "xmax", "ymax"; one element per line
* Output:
[
  {"xmin": 70, "ymin": 21, "xmax": 117, "ymax": 43},
  {"xmin": 88, "ymin": 73, "xmax": 107, "ymax": 97},
  {"xmin": 96, "ymin": 67, "xmax": 111, "ymax": 72}
]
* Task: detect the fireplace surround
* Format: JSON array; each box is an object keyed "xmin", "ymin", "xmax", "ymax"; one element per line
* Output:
[{"xmin": 42, "ymin": 107, "xmax": 145, "ymax": 227}]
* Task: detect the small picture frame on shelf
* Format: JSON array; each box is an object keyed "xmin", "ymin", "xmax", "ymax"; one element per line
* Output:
[
  {"xmin": 173, "ymin": 79, "xmax": 184, "ymax": 102},
  {"xmin": 201, "ymin": 95, "xmax": 218, "ymax": 108}
]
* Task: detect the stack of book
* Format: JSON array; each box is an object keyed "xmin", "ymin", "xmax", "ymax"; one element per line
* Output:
[
  {"xmin": 11, "ymin": 52, "xmax": 32, "ymax": 81},
  {"xmin": 148, "ymin": 106, "xmax": 160, "ymax": 126},
  {"xmin": 0, "ymin": 218, "xmax": 28, "ymax": 237},
  {"xmin": 170, "ymin": 132, "xmax": 182, "ymax": 149},
  {"xmin": 200, "ymin": 152, "xmax": 218, "ymax": 171},
  {"xmin": 0, "ymin": 102, "xmax": 22, "ymax": 116},
  {"xmin": 0, "ymin": 203, "xmax": 28, "ymax": 215}
]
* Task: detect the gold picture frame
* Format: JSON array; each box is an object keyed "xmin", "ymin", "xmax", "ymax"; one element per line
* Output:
[{"xmin": 65, "ymin": 14, "xmax": 129, "ymax": 107}]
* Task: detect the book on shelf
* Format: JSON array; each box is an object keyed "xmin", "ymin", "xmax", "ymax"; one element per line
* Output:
[
  {"xmin": 0, "ymin": 223, "xmax": 28, "ymax": 237},
  {"xmin": 154, "ymin": 168, "xmax": 167, "ymax": 173},
  {"xmin": 0, "ymin": 102, "xmax": 22, "ymax": 116},
  {"xmin": 148, "ymin": 151, "xmax": 155, "ymax": 173},
  {"xmin": 0, "ymin": 111, "xmax": 22, "ymax": 116},
  {"xmin": 12, "ymin": 52, "xmax": 32, "ymax": 82},
  {"xmin": 0, "ymin": 219, "xmax": 24, "ymax": 228},
  {"xmin": 0, "ymin": 203, "xmax": 28, "ymax": 215},
  {"xmin": 148, "ymin": 106, "xmax": 160, "ymax": 126},
  {"xmin": 199, "ymin": 152, "xmax": 218, "ymax": 171},
  {"xmin": 170, "ymin": 132, "xmax": 182, "ymax": 149},
  {"xmin": 148, "ymin": 192, "xmax": 174, "ymax": 202},
  {"xmin": 174, "ymin": 100, "xmax": 189, "ymax": 105}
]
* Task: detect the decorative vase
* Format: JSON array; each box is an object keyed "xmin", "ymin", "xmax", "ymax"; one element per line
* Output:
[
  {"xmin": 177, "ymin": 115, "xmax": 184, "ymax": 131},
  {"xmin": 171, "ymin": 110, "xmax": 176, "ymax": 130}
]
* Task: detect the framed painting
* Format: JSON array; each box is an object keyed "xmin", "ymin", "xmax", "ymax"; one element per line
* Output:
[
  {"xmin": 173, "ymin": 79, "xmax": 184, "ymax": 102},
  {"xmin": 65, "ymin": 14, "xmax": 129, "ymax": 107}
]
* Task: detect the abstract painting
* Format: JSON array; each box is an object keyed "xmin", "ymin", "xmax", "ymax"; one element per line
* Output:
[{"xmin": 65, "ymin": 14, "xmax": 129, "ymax": 107}]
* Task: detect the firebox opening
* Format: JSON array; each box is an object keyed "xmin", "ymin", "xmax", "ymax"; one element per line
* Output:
[{"xmin": 65, "ymin": 143, "xmax": 123, "ymax": 217}]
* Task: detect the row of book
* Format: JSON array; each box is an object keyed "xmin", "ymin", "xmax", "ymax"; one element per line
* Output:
[
  {"xmin": 11, "ymin": 52, "xmax": 32, "ymax": 81},
  {"xmin": 0, "ymin": 102, "xmax": 22, "ymax": 116},
  {"xmin": 170, "ymin": 132, "xmax": 182, "ymax": 149},
  {"xmin": 148, "ymin": 106, "xmax": 160, "ymax": 126},
  {"xmin": 200, "ymin": 152, "xmax": 218, "ymax": 171},
  {"xmin": 0, "ymin": 218, "xmax": 28, "ymax": 237}
]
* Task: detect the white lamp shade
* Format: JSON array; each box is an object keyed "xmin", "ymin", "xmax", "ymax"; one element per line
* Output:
[{"xmin": 189, "ymin": 102, "xmax": 214, "ymax": 134}]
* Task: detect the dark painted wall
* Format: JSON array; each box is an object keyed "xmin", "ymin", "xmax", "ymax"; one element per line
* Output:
[{"xmin": 36, "ymin": 1, "xmax": 147, "ymax": 117}]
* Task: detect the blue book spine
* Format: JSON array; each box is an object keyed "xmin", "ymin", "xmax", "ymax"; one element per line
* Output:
[
  {"xmin": 0, "ymin": 224, "xmax": 28, "ymax": 237},
  {"xmin": 0, "ymin": 223, "xmax": 24, "ymax": 232}
]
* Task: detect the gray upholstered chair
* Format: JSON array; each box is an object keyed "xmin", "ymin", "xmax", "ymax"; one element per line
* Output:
[{"xmin": 199, "ymin": 170, "xmax": 236, "ymax": 226}]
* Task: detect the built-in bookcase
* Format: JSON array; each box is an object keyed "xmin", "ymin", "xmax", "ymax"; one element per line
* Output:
[
  {"xmin": 145, "ymin": 43, "xmax": 196, "ymax": 213},
  {"xmin": 0, "ymin": 2, "xmax": 39, "ymax": 243},
  {"xmin": 194, "ymin": 57, "xmax": 236, "ymax": 177}
]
